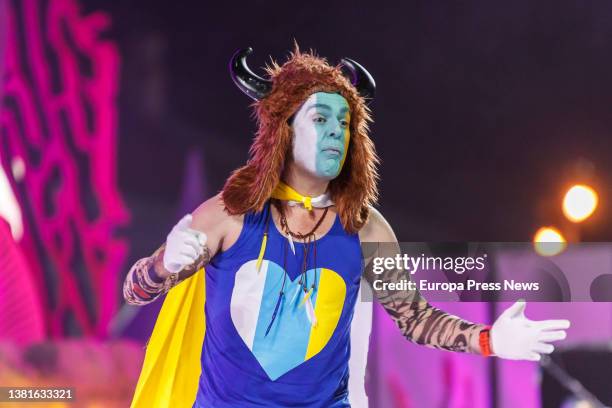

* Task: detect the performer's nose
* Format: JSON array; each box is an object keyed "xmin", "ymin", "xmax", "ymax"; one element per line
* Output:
[{"xmin": 328, "ymin": 120, "xmax": 342, "ymax": 138}]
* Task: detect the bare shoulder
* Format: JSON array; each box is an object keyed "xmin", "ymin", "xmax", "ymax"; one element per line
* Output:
[
  {"xmin": 191, "ymin": 193, "xmax": 231, "ymax": 228},
  {"xmin": 358, "ymin": 207, "xmax": 398, "ymax": 243},
  {"xmin": 190, "ymin": 193, "xmax": 244, "ymax": 255}
]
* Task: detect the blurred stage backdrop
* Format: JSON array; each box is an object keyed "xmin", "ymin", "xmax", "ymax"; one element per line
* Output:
[{"xmin": 1, "ymin": 0, "xmax": 612, "ymax": 406}]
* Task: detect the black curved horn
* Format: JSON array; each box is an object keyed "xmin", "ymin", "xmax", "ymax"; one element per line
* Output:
[
  {"xmin": 229, "ymin": 48, "xmax": 273, "ymax": 100},
  {"xmin": 341, "ymin": 57, "xmax": 376, "ymax": 100}
]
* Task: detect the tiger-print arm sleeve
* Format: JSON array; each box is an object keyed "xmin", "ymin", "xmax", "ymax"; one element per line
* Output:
[
  {"xmin": 362, "ymin": 244, "xmax": 487, "ymax": 354},
  {"xmin": 123, "ymin": 244, "xmax": 210, "ymax": 306}
]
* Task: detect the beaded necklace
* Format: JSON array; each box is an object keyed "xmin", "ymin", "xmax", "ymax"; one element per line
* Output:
[{"xmin": 263, "ymin": 200, "xmax": 329, "ymax": 336}]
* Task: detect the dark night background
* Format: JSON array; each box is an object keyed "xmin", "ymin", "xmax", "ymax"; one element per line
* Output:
[{"xmin": 85, "ymin": 0, "xmax": 611, "ymax": 244}]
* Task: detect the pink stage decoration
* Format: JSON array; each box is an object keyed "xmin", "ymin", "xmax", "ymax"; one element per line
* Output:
[
  {"xmin": 0, "ymin": 219, "xmax": 45, "ymax": 344},
  {"xmin": 0, "ymin": 0, "xmax": 129, "ymax": 337}
]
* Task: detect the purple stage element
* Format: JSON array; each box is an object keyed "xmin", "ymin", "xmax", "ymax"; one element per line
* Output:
[{"xmin": 369, "ymin": 246, "xmax": 612, "ymax": 407}]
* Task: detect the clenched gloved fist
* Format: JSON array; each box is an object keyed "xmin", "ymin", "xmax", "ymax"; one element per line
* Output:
[
  {"xmin": 490, "ymin": 300, "xmax": 570, "ymax": 361},
  {"xmin": 163, "ymin": 214, "xmax": 207, "ymax": 274}
]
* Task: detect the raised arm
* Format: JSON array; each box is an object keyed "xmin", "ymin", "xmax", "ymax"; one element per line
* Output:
[
  {"xmin": 359, "ymin": 208, "xmax": 487, "ymax": 354},
  {"xmin": 123, "ymin": 194, "xmax": 238, "ymax": 305}
]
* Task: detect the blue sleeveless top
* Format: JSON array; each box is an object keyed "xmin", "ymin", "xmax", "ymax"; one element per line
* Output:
[{"xmin": 194, "ymin": 201, "xmax": 363, "ymax": 407}]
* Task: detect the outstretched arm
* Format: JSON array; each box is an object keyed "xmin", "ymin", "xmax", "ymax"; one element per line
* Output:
[{"xmin": 359, "ymin": 208, "xmax": 570, "ymax": 359}]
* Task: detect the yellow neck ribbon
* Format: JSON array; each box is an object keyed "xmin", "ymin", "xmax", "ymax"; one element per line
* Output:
[{"xmin": 270, "ymin": 181, "xmax": 321, "ymax": 211}]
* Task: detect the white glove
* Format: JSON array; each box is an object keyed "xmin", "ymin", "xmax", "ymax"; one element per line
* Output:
[
  {"xmin": 162, "ymin": 214, "xmax": 207, "ymax": 274},
  {"xmin": 490, "ymin": 300, "xmax": 570, "ymax": 361}
]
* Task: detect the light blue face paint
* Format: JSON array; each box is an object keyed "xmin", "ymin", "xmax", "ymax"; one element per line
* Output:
[{"xmin": 291, "ymin": 92, "xmax": 350, "ymax": 180}]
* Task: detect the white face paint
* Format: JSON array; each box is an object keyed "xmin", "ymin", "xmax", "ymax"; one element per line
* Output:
[{"xmin": 291, "ymin": 92, "xmax": 351, "ymax": 180}]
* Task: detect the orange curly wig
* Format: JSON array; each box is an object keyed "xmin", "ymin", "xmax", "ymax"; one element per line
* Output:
[{"xmin": 222, "ymin": 45, "xmax": 379, "ymax": 233}]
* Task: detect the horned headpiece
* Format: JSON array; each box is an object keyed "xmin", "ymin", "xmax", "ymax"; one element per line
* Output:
[{"xmin": 222, "ymin": 45, "xmax": 379, "ymax": 233}]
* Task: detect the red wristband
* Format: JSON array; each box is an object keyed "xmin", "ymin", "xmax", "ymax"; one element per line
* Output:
[{"xmin": 479, "ymin": 326, "xmax": 493, "ymax": 357}]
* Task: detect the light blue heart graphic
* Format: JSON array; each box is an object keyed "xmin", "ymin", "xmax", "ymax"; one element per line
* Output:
[{"xmin": 230, "ymin": 260, "xmax": 344, "ymax": 380}]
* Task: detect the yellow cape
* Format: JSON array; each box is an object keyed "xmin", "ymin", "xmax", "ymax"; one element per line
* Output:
[{"xmin": 131, "ymin": 268, "xmax": 206, "ymax": 408}]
